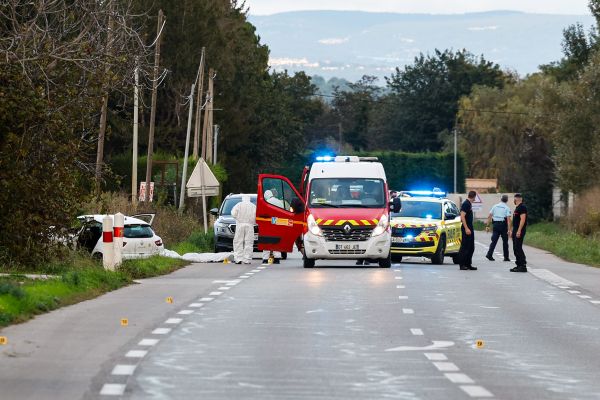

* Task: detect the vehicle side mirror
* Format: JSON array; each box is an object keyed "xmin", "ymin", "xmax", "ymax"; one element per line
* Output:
[
  {"xmin": 291, "ymin": 198, "xmax": 305, "ymax": 214},
  {"xmin": 209, "ymin": 208, "xmax": 219, "ymax": 216},
  {"xmin": 445, "ymin": 213, "xmax": 456, "ymax": 220},
  {"xmin": 389, "ymin": 198, "xmax": 401, "ymax": 214}
]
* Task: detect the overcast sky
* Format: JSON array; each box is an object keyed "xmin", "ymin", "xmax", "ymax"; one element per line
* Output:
[{"xmin": 246, "ymin": 0, "xmax": 591, "ymax": 16}]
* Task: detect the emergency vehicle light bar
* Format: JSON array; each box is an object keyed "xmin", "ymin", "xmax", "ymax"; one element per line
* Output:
[{"xmin": 402, "ymin": 188, "xmax": 446, "ymax": 198}]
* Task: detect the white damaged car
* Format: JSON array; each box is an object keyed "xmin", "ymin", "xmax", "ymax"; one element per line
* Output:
[{"xmin": 75, "ymin": 214, "xmax": 164, "ymax": 260}]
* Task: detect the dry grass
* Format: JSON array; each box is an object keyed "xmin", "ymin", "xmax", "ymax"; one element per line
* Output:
[
  {"xmin": 81, "ymin": 192, "xmax": 202, "ymax": 248},
  {"xmin": 567, "ymin": 187, "xmax": 600, "ymax": 236}
]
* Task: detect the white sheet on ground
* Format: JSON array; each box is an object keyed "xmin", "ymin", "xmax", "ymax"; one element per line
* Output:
[{"xmin": 160, "ymin": 249, "xmax": 234, "ymax": 263}]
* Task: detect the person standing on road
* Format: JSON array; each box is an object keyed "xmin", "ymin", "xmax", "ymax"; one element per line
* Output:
[
  {"xmin": 231, "ymin": 195, "xmax": 256, "ymax": 265},
  {"xmin": 485, "ymin": 195, "xmax": 512, "ymax": 262},
  {"xmin": 511, "ymin": 193, "xmax": 528, "ymax": 273},
  {"xmin": 458, "ymin": 191, "xmax": 478, "ymax": 271}
]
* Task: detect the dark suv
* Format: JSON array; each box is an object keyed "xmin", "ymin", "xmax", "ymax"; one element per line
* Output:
[{"xmin": 211, "ymin": 194, "xmax": 259, "ymax": 253}]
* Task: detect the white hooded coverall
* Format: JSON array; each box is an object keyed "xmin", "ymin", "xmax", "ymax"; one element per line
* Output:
[{"xmin": 231, "ymin": 195, "xmax": 256, "ymax": 264}]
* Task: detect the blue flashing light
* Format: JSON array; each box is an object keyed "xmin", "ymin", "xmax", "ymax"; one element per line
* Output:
[
  {"xmin": 405, "ymin": 188, "xmax": 447, "ymax": 198},
  {"xmin": 406, "ymin": 235, "xmax": 414, "ymax": 239},
  {"xmin": 426, "ymin": 214, "xmax": 433, "ymax": 219},
  {"xmin": 316, "ymin": 155, "xmax": 334, "ymax": 162}
]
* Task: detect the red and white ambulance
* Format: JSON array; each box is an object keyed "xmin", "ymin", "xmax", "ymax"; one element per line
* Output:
[{"xmin": 256, "ymin": 156, "xmax": 399, "ymax": 268}]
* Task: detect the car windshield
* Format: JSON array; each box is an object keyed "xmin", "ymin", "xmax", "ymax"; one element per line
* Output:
[
  {"xmin": 124, "ymin": 225, "xmax": 154, "ymax": 239},
  {"xmin": 392, "ymin": 201, "xmax": 442, "ymax": 220},
  {"xmin": 309, "ymin": 178, "xmax": 385, "ymax": 208},
  {"xmin": 220, "ymin": 197, "xmax": 257, "ymax": 215}
]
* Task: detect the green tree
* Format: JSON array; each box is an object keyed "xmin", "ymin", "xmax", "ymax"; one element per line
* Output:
[{"xmin": 374, "ymin": 50, "xmax": 505, "ymax": 152}]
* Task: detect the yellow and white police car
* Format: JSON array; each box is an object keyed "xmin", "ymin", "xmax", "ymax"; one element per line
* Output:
[{"xmin": 391, "ymin": 190, "xmax": 462, "ymax": 264}]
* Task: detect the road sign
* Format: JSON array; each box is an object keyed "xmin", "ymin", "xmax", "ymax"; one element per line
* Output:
[{"xmin": 186, "ymin": 158, "xmax": 220, "ymax": 198}]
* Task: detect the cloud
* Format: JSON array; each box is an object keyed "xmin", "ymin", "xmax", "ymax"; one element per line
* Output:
[
  {"xmin": 468, "ymin": 26, "xmax": 499, "ymax": 31},
  {"xmin": 269, "ymin": 57, "xmax": 320, "ymax": 68},
  {"xmin": 318, "ymin": 37, "xmax": 349, "ymax": 45}
]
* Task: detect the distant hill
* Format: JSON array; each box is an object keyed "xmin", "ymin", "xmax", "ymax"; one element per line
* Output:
[{"xmin": 250, "ymin": 10, "xmax": 596, "ymax": 82}]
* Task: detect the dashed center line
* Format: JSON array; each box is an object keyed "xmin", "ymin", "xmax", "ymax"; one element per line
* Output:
[
  {"xmin": 424, "ymin": 353, "xmax": 448, "ymax": 361},
  {"xmin": 432, "ymin": 362, "xmax": 460, "ymax": 372},
  {"xmin": 410, "ymin": 328, "xmax": 424, "ymax": 336},
  {"xmin": 164, "ymin": 318, "xmax": 182, "ymax": 325},
  {"xmin": 199, "ymin": 297, "xmax": 214, "ymax": 302},
  {"xmin": 188, "ymin": 303, "xmax": 204, "ymax": 308},
  {"xmin": 138, "ymin": 339, "xmax": 159, "ymax": 346},
  {"xmin": 152, "ymin": 328, "xmax": 171, "ymax": 335},
  {"xmin": 111, "ymin": 364, "xmax": 137, "ymax": 376},
  {"xmin": 402, "ymin": 308, "xmax": 414, "ymax": 314},
  {"xmin": 100, "ymin": 384, "xmax": 126, "ymax": 396},
  {"xmin": 177, "ymin": 310, "xmax": 194, "ymax": 315},
  {"xmin": 397, "ymin": 285, "xmax": 405, "ymax": 289},
  {"xmin": 445, "ymin": 373, "xmax": 475, "ymax": 384},
  {"xmin": 460, "ymin": 385, "xmax": 494, "ymax": 398},
  {"xmin": 398, "ymin": 296, "xmax": 408, "ymax": 300},
  {"xmin": 209, "ymin": 291, "xmax": 223, "ymax": 296},
  {"xmin": 125, "ymin": 350, "xmax": 148, "ymax": 358},
  {"xmin": 218, "ymin": 287, "xmax": 231, "ymax": 290}
]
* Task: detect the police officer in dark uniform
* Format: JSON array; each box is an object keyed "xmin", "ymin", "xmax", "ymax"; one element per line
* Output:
[
  {"xmin": 458, "ymin": 191, "xmax": 477, "ymax": 271},
  {"xmin": 511, "ymin": 193, "xmax": 528, "ymax": 272}
]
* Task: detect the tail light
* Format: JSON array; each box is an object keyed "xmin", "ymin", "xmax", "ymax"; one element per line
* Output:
[{"xmin": 155, "ymin": 239, "xmax": 163, "ymax": 246}]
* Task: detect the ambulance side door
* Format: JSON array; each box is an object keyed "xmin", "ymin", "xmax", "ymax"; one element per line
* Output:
[
  {"xmin": 256, "ymin": 174, "xmax": 306, "ymax": 253},
  {"xmin": 444, "ymin": 201, "xmax": 462, "ymax": 252}
]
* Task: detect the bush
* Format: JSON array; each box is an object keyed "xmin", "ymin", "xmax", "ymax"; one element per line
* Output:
[{"xmin": 567, "ymin": 187, "xmax": 600, "ymax": 236}]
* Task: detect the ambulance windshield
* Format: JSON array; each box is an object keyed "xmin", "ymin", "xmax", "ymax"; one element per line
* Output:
[{"xmin": 309, "ymin": 178, "xmax": 385, "ymax": 208}]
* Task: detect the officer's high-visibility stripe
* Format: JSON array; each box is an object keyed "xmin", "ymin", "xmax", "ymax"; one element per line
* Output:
[
  {"xmin": 348, "ymin": 220, "xmax": 359, "ymax": 226},
  {"xmin": 335, "ymin": 220, "xmax": 347, "ymax": 226}
]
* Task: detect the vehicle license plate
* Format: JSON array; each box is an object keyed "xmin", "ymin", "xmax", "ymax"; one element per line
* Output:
[
  {"xmin": 392, "ymin": 237, "xmax": 413, "ymax": 243},
  {"xmin": 335, "ymin": 244, "xmax": 360, "ymax": 250}
]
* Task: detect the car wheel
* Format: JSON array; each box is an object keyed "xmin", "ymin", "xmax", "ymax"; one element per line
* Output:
[
  {"xmin": 379, "ymin": 252, "xmax": 392, "ymax": 268},
  {"xmin": 391, "ymin": 254, "xmax": 403, "ymax": 263},
  {"xmin": 303, "ymin": 256, "xmax": 315, "ymax": 268},
  {"xmin": 431, "ymin": 236, "xmax": 446, "ymax": 265},
  {"xmin": 281, "ymin": 252, "xmax": 288, "ymax": 260}
]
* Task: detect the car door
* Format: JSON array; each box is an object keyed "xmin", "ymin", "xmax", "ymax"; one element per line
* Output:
[
  {"xmin": 445, "ymin": 202, "xmax": 462, "ymax": 251},
  {"xmin": 256, "ymin": 174, "xmax": 306, "ymax": 253}
]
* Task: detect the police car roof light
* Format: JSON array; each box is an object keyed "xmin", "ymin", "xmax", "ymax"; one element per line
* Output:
[{"xmin": 315, "ymin": 155, "xmax": 334, "ymax": 162}]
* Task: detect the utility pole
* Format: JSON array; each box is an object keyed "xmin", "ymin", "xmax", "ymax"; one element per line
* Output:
[
  {"xmin": 179, "ymin": 84, "xmax": 195, "ymax": 212},
  {"xmin": 95, "ymin": 1, "xmax": 115, "ymax": 198},
  {"xmin": 192, "ymin": 48, "xmax": 205, "ymax": 160},
  {"xmin": 213, "ymin": 124, "xmax": 219, "ymax": 165},
  {"xmin": 144, "ymin": 9, "xmax": 164, "ymax": 203},
  {"xmin": 201, "ymin": 68, "xmax": 214, "ymax": 161},
  {"xmin": 453, "ymin": 121, "xmax": 458, "ymax": 194},
  {"xmin": 132, "ymin": 65, "xmax": 139, "ymax": 205}
]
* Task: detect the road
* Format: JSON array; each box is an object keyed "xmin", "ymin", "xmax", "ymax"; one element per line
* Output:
[{"xmin": 2, "ymin": 233, "xmax": 600, "ymax": 399}]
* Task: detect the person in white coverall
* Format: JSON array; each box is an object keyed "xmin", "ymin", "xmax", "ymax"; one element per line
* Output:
[
  {"xmin": 231, "ymin": 195, "xmax": 256, "ymax": 264},
  {"xmin": 262, "ymin": 190, "xmax": 282, "ymax": 264}
]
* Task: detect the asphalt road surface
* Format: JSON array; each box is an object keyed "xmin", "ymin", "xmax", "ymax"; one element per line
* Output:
[{"xmin": 3, "ymin": 233, "xmax": 600, "ymax": 399}]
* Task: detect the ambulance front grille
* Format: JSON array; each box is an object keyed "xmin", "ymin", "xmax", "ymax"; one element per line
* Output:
[
  {"xmin": 328, "ymin": 250, "xmax": 366, "ymax": 255},
  {"xmin": 322, "ymin": 226, "xmax": 373, "ymax": 242}
]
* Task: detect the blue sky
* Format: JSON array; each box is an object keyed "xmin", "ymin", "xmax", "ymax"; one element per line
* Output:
[{"xmin": 246, "ymin": 0, "xmax": 591, "ymax": 16}]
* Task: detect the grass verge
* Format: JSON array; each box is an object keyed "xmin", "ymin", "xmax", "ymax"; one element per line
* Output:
[
  {"xmin": 0, "ymin": 230, "xmax": 214, "ymax": 328},
  {"xmin": 526, "ymin": 222, "xmax": 600, "ymax": 267}
]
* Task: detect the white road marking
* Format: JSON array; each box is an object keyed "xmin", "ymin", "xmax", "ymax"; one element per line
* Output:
[
  {"xmin": 239, "ymin": 276, "xmax": 250, "ymax": 279},
  {"xmin": 395, "ymin": 277, "xmax": 403, "ymax": 280},
  {"xmin": 125, "ymin": 350, "xmax": 148, "ymax": 358},
  {"xmin": 480, "ymin": 306, "xmax": 500, "ymax": 309},
  {"xmin": 100, "ymin": 384, "xmax": 126, "ymax": 396},
  {"xmin": 445, "ymin": 373, "xmax": 474, "ymax": 384},
  {"xmin": 111, "ymin": 364, "xmax": 137, "ymax": 376},
  {"xmin": 246, "ymin": 272, "xmax": 255, "ymax": 275},
  {"xmin": 424, "ymin": 353, "xmax": 448, "ymax": 361},
  {"xmin": 590, "ymin": 300, "xmax": 600, "ymax": 304},
  {"xmin": 189, "ymin": 303, "xmax": 204, "ymax": 308},
  {"xmin": 226, "ymin": 282, "xmax": 240, "ymax": 286},
  {"xmin": 209, "ymin": 291, "xmax": 223, "ymax": 296},
  {"xmin": 199, "ymin": 297, "xmax": 214, "ymax": 302},
  {"xmin": 558, "ymin": 286, "xmax": 570, "ymax": 289},
  {"xmin": 398, "ymin": 296, "xmax": 409, "ymax": 300},
  {"xmin": 213, "ymin": 280, "xmax": 239, "ymax": 284},
  {"xmin": 529, "ymin": 269, "xmax": 578, "ymax": 287},
  {"xmin": 219, "ymin": 287, "xmax": 231, "ymax": 290},
  {"xmin": 578, "ymin": 295, "xmax": 592, "ymax": 299},
  {"xmin": 257, "ymin": 267, "xmax": 266, "ymax": 270},
  {"xmin": 152, "ymin": 328, "xmax": 171, "ymax": 335},
  {"xmin": 460, "ymin": 385, "xmax": 494, "ymax": 397},
  {"xmin": 251, "ymin": 269, "xmax": 261, "ymax": 272},
  {"xmin": 386, "ymin": 341, "xmax": 455, "ymax": 352},
  {"xmin": 165, "ymin": 318, "xmax": 182, "ymax": 325},
  {"xmin": 410, "ymin": 328, "xmax": 424, "ymax": 336},
  {"xmin": 177, "ymin": 310, "xmax": 194, "ymax": 315},
  {"xmin": 306, "ymin": 309, "xmax": 325, "ymax": 314},
  {"xmin": 432, "ymin": 362, "xmax": 460, "ymax": 372},
  {"xmin": 402, "ymin": 308, "xmax": 414, "ymax": 314},
  {"xmin": 396, "ymin": 285, "xmax": 405, "ymax": 289},
  {"xmin": 568, "ymin": 290, "xmax": 581, "ymax": 294},
  {"xmin": 138, "ymin": 339, "xmax": 159, "ymax": 346}
]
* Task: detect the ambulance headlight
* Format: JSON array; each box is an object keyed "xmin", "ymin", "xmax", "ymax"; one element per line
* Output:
[
  {"xmin": 372, "ymin": 214, "xmax": 389, "ymax": 237},
  {"xmin": 307, "ymin": 214, "xmax": 323, "ymax": 236}
]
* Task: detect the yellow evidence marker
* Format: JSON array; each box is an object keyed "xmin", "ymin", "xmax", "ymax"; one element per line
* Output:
[
  {"xmin": 223, "ymin": 258, "xmax": 230, "ymax": 264},
  {"xmin": 121, "ymin": 318, "xmax": 129, "ymax": 327},
  {"xmin": 476, "ymin": 340, "xmax": 485, "ymax": 349},
  {"xmin": 268, "ymin": 257, "xmax": 274, "ymax": 265},
  {"xmin": 0, "ymin": 336, "xmax": 7, "ymax": 345},
  {"xmin": 166, "ymin": 297, "xmax": 173, "ymax": 304}
]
